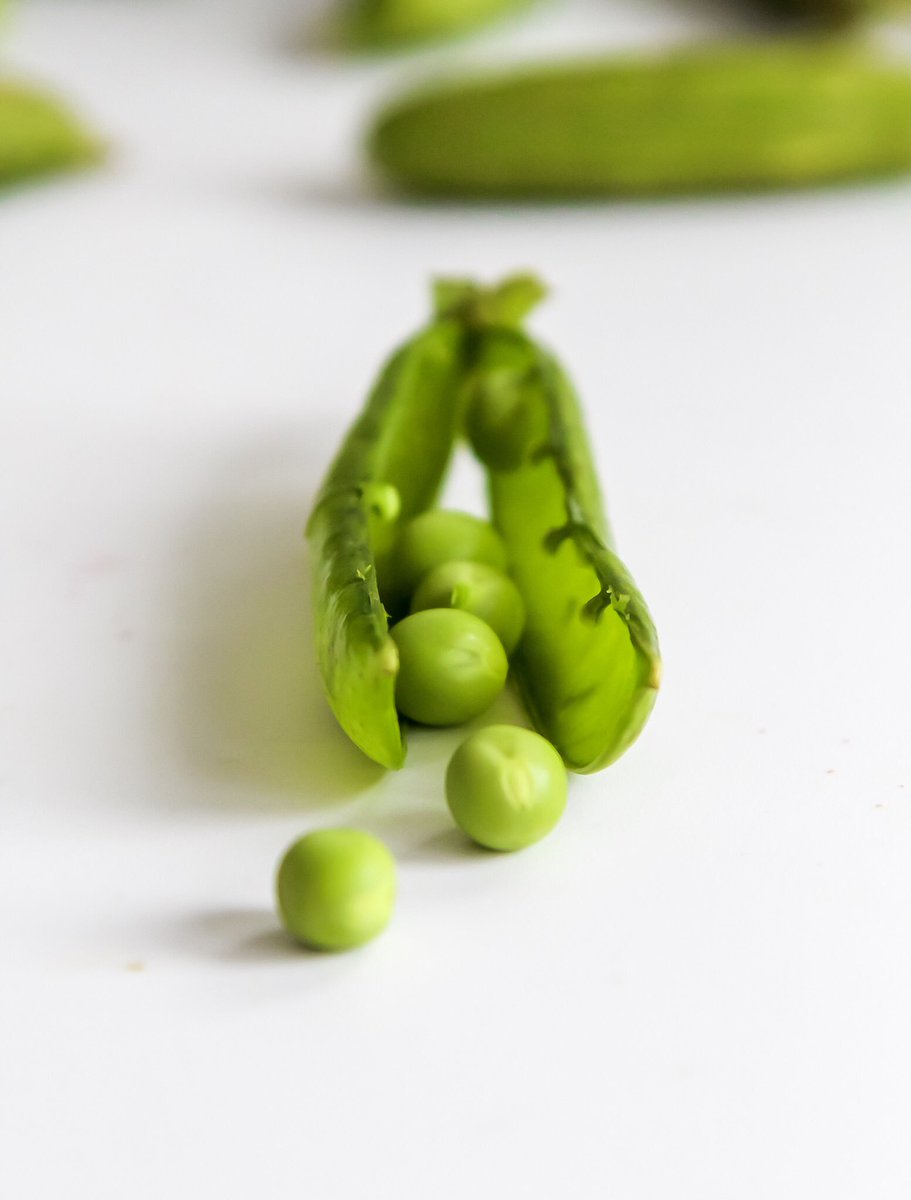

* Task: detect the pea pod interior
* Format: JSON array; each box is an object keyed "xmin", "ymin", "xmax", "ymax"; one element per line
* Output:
[{"xmin": 466, "ymin": 326, "xmax": 661, "ymax": 772}]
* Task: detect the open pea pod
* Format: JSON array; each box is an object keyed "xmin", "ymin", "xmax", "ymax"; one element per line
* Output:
[
  {"xmin": 458, "ymin": 294, "xmax": 661, "ymax": 772},
  {"xmin": 307, "ymin": 316, "xmax": 466, "ymax": 769},
  {"xmin": 369, "ymin": 42, "xmax": 911, "ymax": 198}
]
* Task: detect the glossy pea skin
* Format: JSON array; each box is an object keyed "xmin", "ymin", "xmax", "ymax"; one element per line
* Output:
[
  {"xmin": 410, "ymin": 560, "xmax": 525, "ymax": 655},
  {"xmin": 276, "ymin": 829, "xmax": 396, "ymax": 951},
  {"xmin": 392, "ymin": 509, "xmax": 507, "ymax": 600},
  {"xmin": 446, "ymin": 725, "xmax": 567, "ymax": 851},
  {"xmin": 391, "ymin": 608, "xmax": 508, "ymax": 725}
]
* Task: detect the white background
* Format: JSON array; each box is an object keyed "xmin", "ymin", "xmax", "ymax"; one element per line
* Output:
[{"xmin": 3, "ymin": 2, "xmax": 911, "ymax": 1196}]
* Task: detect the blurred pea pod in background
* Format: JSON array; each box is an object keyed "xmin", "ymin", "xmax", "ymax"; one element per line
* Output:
[
  {"xmin": 1, "ymin": 0, "xmax": 102, "ymax": 187},
  {"xmin": 369, "ymin": 40, "xmax": 911, "ymax": 199},
  {"xmin": 333, "ymin": 0, "xmax": 540, "ymax": 50},
  {"xmin": 328, "ymin": 0, "xmax": 910, "ymax": 52},
  {"xmin": 763, "ymin": 0, "xmax": 911, "ymax": 23},
  {"xmin": 0, "ymin": 81, "xmax": 101, "ymax": 187}
]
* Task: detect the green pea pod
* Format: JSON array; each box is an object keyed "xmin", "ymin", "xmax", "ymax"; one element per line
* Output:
[
  {"xmin": 369, "ymin": 40, "xmax": 911, "ymax": 198},
  {"xmin": 307, "ymin": 317, "xmax": 466, "ymax": 769},
  {"xmin": 338, "ymin": 0, "xmax": 536, "ymax": 50},
  {"xmin": 458, "ymin": 288, "xmax": 661, "ymax": 772},
  {"xmin": 0, "ymin": 81, "xmax": 101, "ymax": 186}
]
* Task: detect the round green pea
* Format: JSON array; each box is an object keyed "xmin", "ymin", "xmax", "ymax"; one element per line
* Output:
[
  {"xmin": 392, "ymin": 510, "xmax": 507, "ymax": 600},
  {"xmin": 275, "ymin": 829, "xmax": 396, "ymax": 951},
  {"xmin": 391, "ymin": 608, "xmax": 508, "ymax": 726},
  {"xmin": 445, "ymin": 725, "xmax": 567, "ymax": 851},
  {"xmin": 411, "ymin": 560, "xmax": 526, "ymax": 656}
]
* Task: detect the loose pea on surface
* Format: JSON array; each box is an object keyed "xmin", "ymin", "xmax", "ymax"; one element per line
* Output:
[
  {"xmin": 445, "ymin": 725, "xmax": 567, "ymax": 851},
  {"xmin": 392, "ymin": 509, "xmax": 507, "ymax": 600},
  {"xmin": 275, "ymin": 829, "xmax": 396, "ymax": 951},
  {"xmin": 410, "ymin": 559, "xmax": 525, "ymax": 655},
  {"xmin": 391, "ymin": 607, "xmax": 508, "ymax": 725}
]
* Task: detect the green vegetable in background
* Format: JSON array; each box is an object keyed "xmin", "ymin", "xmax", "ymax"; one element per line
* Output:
[
  {"xmin": 391, "ymin": 608, "xmax": 509, "ymax": 725},
  {"xmin": 338, "ymin": 0, "xmax": 536, "ymax": 51},
  {"xmin": 446, "ymin": 725, "xmax": 567, "ymax": 850},
  {"xmin": 411, "ymin": 560, "xmax": 526, "ymax": 655},
  {"xmin": 0, "ymin": 81, "xmax": 101, "ymax": 186},
  {"xmin": 368, "ymin": 40, "xmax": 911, "ymax": 198},
  {"xmin": 276, "ymin": 829, "xmax": 397, "ymax": 950},
  {"xmin": 307, "ymin": 279, "xmax": 542, "ymax": 769},
  {"xmin": 461, "ymin": 290, "xmax": 660, "ymax": 773}
]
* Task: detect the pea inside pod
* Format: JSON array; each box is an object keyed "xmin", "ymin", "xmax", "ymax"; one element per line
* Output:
[
  {"xmin": 410, "ymin": 559, "xmax": 525, "ymax": 655},
  {"xmin": 391, "ymin": 607, "xmax": 508, "ymax": 726},
  {"xmin": 391, "ymin": 509, "xmax": 508, "ymax": 602}
]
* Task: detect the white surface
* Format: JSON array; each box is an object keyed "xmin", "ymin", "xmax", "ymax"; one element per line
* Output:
[{"xmin": 3, "ymin": 2, "xmax": 911, "ymax": 1197}]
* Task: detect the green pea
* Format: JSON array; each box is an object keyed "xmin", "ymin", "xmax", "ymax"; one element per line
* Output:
[
  {"xmin": 392, "ymin": 509, "xmax": 507, "ymax": 600},
  {"xmin": 465, "ymin": 383, "xmax": 536, "ymax": 472},
  {"xmin": 411, "ymin": 560, "xmax": 525, "ymax": 656},
  {"xmin": 391, "ymin": 608, "xmax": 508, "ymax": 725},
  {"xmin": 445, "ymin": 725, "xmax": 567, "ymax": 851},
  {"xmin": 463, "ymin": 337, "xmax": 542, "ymax": 471},
  {"xmin": 275, "ymin": 829, "xmax": 396, "ymax": 951}
]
